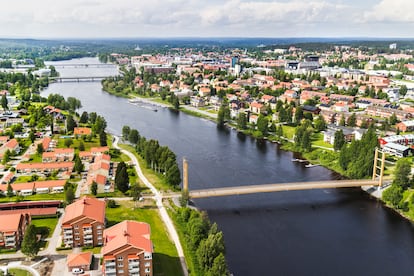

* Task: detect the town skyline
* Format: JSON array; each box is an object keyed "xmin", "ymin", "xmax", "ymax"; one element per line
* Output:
[{"xmin": 2, "ymin": 0, "xmax": 414, "ymax": 39}]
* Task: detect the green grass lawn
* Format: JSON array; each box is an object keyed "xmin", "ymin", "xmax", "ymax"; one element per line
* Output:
[
  {"xmin": 31, "ymin": 217, "xmax": 59, "ymax": 238},
  {"xmin": 82, "ymin": 246, "xmax": 102, "ymax": 254},
  {"xmin": 105, "ymin": 200, "xmax": 183, "ymax": 276},
  {"xmin": 282, "ymin": 125, "xmax": 296, "ymax": 140},
  {"xmin": 56, "ymin": 136, "xmax": 101, "ymax": 152},
  {"xmin": 0, "ymin": 193, "xmax": 64, "ymax": 203},
  {"xmin": 311, "ymin": 132, "xmax": 333, "ymax": 149},
  {"xmin": 8, "ymin": 268, "xmax": 32, "ymax": 276}
]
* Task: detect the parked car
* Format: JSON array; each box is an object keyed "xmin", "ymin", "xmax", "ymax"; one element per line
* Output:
[{"xmin": 72, "ymin": 268, "xmax": 84, "ymax": 275}]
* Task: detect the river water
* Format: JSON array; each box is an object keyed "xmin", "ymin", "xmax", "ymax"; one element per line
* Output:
[{"xmin": 44, "ymin": 58, "xmax": 414, "ymax": 276}]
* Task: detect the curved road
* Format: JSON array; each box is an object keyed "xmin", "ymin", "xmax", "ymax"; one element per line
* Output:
[{"xmin": 113, "ymin": 136, "xmax": 188, "ymax": 276}]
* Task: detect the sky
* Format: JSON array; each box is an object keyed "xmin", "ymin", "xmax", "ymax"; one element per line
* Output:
[{"xmin": 1, "ymin": 0, "xmax": 413, "ymax": 39}]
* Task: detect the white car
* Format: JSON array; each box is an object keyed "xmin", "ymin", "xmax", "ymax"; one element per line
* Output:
[{"xmin": 72, "ymin": 268, "xmax": 84, "ymax": 275}]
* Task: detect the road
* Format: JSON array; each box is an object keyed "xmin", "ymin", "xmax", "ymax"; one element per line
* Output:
[{"xmin": 112, "ymin": 136, "xmax": 189, "ymax": 276}]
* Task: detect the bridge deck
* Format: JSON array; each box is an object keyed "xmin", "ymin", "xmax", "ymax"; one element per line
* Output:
[{"xmin": 166, "ymin": 179, "xmax": 378, "ymax": 198}]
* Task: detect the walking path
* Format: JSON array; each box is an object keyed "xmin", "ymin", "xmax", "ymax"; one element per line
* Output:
[{"xmin": 112, "ymin": 136, "xmax": 189, "ymax": 276}]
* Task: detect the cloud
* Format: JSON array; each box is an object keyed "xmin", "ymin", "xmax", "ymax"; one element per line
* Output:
[{"xmin": 363, "ymin": 0, "xmax": 414, "ymax": 23}]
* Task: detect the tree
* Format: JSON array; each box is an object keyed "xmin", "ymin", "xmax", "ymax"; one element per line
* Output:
[
  {"xmin": 207, "ymin": 253, "xmax": 228, "ymax": 276},
  {"xmin": 256, "ymin": 115, "xmax": 268, "ymax": 135},
  {"xmin": 334, "ymin": 130, "xmax": 346, "ymax": 151},
  {"xmin": 128, "ymin": 129, "xmax": 140, "ymax": 144},
  {"xmin": 393, "ymin": 158, "xmax": 412, "ymax": 190},
  {"xmin": 100, "ymin": 131, "xmax": 107, "ymax": 146},
  {"xmin": 173, "ymin": 97, "xmax": 180, "ymax": 110},
  {"xmin": 115, "ymin": 162, "xmax": 129, "ymax": 193},
  {"xmin": 236, "ymin": 112, "xmax": 247, "ymax": 130},
  {"xmin": 2, "ymin": 149, "xmax": 10, "ymax": 165},
  {"xmin": 29, "ymin": 130, "xmax": 35, "ymax": 143},
  {"xmin": 21, "ymin": 224, "xmax": 39, "ymax": 258},
  {"xmin": 400, "ymin": 85, "xmax": 408, "ymax": 97},
  {"xmin": 0, "ymin": 94, "xmax": 8, "ymax": 111},
  {"xmin": 79, "ymin": 111, "xmax": 89, "ymax": 124},
  {"xmin": 294, "ymin": 106, "xmax": 303, "ymax": 124},
  {"xmin": 314, "ymin": 115, "xmax": 326, "ymax": 132},
  {"xmin": 37, "ymin": 143, "xmax": 44, "ymax": 155},
  {"xmin": 122, "ymin": 125, "xmax": 131, "ymax": 140},
  {"xmin": 389, "ymin": 113, "xmax": 398, "ymax": 125},
  {"xmin": 79, "ymin": 141, "xmax": 85, "ymax": 151},
  {"xmin": 217, "ymin": 105, "xmax": 226, "ymax": 127},
  {"xmin": 6, "ymin": 182, "xmax": 13, "ymax": 197},
  {"xmin": 91, "ymin": 181, "xmax": 97, "ymax": 196},
  {"xmin": 382, "ymin": 184, "xmax": 403, "ymax": 207},
  {"xmin": 66, "ymin": 115, "xmax": 76, "ymax": 133},
  {"xmin": 65, "ymin": 186, "xmax": 75, "ymax": 204},
  {"xmin": 166, "ymin": 163, "xmax": 181, "ymax": 187},
  {"xmin": 339, "ymin": 114, "xmax": 346, "ymax": 126},
  {"xmin": 64, "ymin": 138, "xmax": 73, "ymax": 148},
  {"xmin": 130, "ymin": 184, "xmax": 141, "ymax": 207},
  {"xmin": 197, "ymin": 231, "xmax": 226, "ymax": 274},
  {"xmin": 347, "ymin": 113, "xmax": 357, "ymax": 127},
  {"xmin": 74, "ymin": 155, "xmax": 84, "ymax": 174}
]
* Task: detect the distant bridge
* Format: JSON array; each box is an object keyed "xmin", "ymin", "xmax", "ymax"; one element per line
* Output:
[
  {"xmin": 51, "ymin": 64, "xmax": 116, "ymax": 68},
  {"xmin": 168, "ymin": 149, "xmax": 386, "ymax": 199},
  {"xmin": 49, "ymin": 76, "xmax": 110, "ymax": 82}
]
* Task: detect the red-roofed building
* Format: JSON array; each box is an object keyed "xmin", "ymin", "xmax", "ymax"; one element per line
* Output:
[
  {"xmin": 42, "ymin": 148, "xmax": 74, "ymax": 162},
  {"xmin": 67, "ymin": 252, "xmax": 93, "ymax": 272},
  {"xmin": 0, "ymin": 139, "xmax": 20, "ymax": 158},
  {"xmin": 42, "ymin": 137, "xmax": 52, "ymax": 152},
  {"xmin": 61, "ymin": 196, "xmax": 106, "ymax": 248},
  {"xmin": 16, "ymin": 162, "xmax": 74, "ymax": 176},
  {"xmin": 0, "ymin": 213, "xmax": 30, "ymax": 249},
  {"xmin": 102, "ymin": 221, "xmax": 153, "ymax": 276},
  {"xmin": 74, "ymin": 127, "xmax": 92, "ymax": 137},
  {"xmin": 250, "ymin": 101, "xmax": 265, "ymax": 114}
]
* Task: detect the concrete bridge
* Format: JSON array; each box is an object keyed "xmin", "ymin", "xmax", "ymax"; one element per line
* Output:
[
  {"xmin": 49, "ymin": 76, "xmax": 110, "ymax": 82},
  {"xmin": 170, "ymin": 149, "xmax": 385, "ymax": 199},
  {"xmin": 51, "ymin": 63, "xmax": 116, "ymax": 68}
]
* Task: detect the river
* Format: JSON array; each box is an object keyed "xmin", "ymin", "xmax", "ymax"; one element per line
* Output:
[{"xmin": 44, "ymin": 58, "xmax": 414, "ymax": 276}]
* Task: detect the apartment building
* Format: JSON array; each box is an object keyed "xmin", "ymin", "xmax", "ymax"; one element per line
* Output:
[
  {"xmin": 102, "ymin": 221, "xmax": 153, "ymax": 276},
  {"xmin": 0, "ymin": 213, "xmax": 30, "ymax": 249},
  {"xmin": 61, "ymin": 196, "xmax": 105, "ymax": 248}
]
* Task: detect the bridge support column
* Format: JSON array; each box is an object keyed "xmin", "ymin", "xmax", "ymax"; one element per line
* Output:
[
  {"xmin": 373, "ymin": 148, "xmax": 386, "ymax": 188},
  {"xmin": 183, "ymin": 158, "xmax": 188, "ymax": 191},
  {"xmin": 372, "ymin": 148, "xmax": 379, "ymax": 181}
]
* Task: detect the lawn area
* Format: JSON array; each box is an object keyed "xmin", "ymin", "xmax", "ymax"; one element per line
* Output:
[
  {"xmin": 56, "ymin": 136, "xmax": 101, "ymax": 152},
  {"xmin": 312, "ymin": 132, "xmax": 333, "ymax": 149},
  {"xmin": 8, "ymin": 268, "xmax": 32, "ymax": 276},
  {"xmin": 31, "ymin": 217, "xmax": 59, "ymax": 238},
  {"xmin": 82, "ymin": 246, "xmax": 102, "ymax": 254},
  {"xmin": 105, "ymin": 200, "xmax": 183, "ymax": 276},
  {"xmin": 0, "ymin": 193, "xmax": 64, "ymax": 203},
  {"xmin": 282, "ymin": 125, "xmax": 296, "ymax": 140}
]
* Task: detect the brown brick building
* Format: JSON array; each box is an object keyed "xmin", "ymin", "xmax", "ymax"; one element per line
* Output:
[
  {"xmin": 61, "ymin": 196, "xmax": 105, "ymax": 248},
  {"xmin": 102, "ymin": 221, "xmax": 153, "ymax": 276},
  {"xmin": 0, "ymin": 213, "xmax": 30, "ymax": 249}
]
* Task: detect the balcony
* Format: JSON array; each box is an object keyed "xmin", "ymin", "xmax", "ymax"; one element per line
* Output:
[
  {"xmin": 129, "ymin": 267, "xmax": 140, "ymax": 274},
  {"xmin": 84, "ymin": 234, "xmax": 93, "ymax": 239},
  {"xmin": 105, "ymin": 262, "xmax": 116, "ymax": 268},
  {"xmin": 83, "ymin": 228, "xmax": 92, "ymax": 234},
  {"xmin": 128, "ymin": 263, "xmax": 139, "ymax": 270},
  {"xmin": 5, "ymin": 236, "xmax": 15, "ymax": 242},
  {"xmin": 63, "ymin": 228, "xmax": 73, "ymax": 233},
  {"xmin": 104, "ymin": 268, "xmax": 116, "ymax": 274}
]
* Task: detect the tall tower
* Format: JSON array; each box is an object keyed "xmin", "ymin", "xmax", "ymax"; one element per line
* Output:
[{"xmin": 183, "ymin": 158, "xmax": 188, "ymax": 191}]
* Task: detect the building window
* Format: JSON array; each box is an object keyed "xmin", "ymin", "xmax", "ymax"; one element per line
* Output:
[
  {"xmin": 118, "ymin": 269, "xmax": 124, "ymax": 274},
  {"xmin": 118, "ymin": 263, "xmax": 123, "ymax": 267},
  {"xmin": 74, "ymin": 225, "xmax": 79, "ymax": 229},
  {"xmin": 117, "ymin": 256, "xmax": 123, "ymax": 261},
  {"xmin": 145, "ymin": 268, "xmax": 151, "ymax": 273},
  {"xmin": 145, "ymin": 262, "xmax": 150, "ymax": 267}
]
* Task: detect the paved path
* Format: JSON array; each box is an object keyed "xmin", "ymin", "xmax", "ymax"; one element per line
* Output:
[
  {"xmin": 1, "ymin": 261, "xmax": 40, "ymax": 276},
  {"xmin": 113, "ymin": 136, "xmax": 188, "ymax": 276}
]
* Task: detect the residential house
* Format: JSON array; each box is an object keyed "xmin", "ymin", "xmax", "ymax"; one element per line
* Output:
[
  {"xmin": 249, "ymin": 101, "xmax": 265, "ymax": 114},
  {"xmin": 102, "ymin": 221, "xmax": 153, "ymax": 276},
  {"xmin": 0, "ymin": 139, "xmax": 20, "ymax": 158},
  {"xmin": 0, "ymin": 213, "xmax": 30, "ymax": 249},
  {"xmin": 74, "ymin": 127, "xmax": 92, "ymax": 137},
  {"xmin": 190, "ymin": 96, "xmax": 205, "ymax": 107},
  {"xmin": 16, "ymin": 162, "xmax": 74, "ymax": 176},
  {"xmin": 61, "ymin": 196, "xmax": 106, "ymax": 248},
  {"xmin": 366, "ymin": 106, "xmax": 412, "ymax": 121},
  {"xmin": 42, "ymin": 148, "xmax": 75, "ymax": 162},
  {"xmin": 396, "ymin": 120, "xmax": 414, "ymax": 132}
]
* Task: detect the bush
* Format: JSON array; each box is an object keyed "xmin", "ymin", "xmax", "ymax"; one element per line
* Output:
[{"xmin": 107, "ymin": 199, "xmax": 117, "ymax": 208}]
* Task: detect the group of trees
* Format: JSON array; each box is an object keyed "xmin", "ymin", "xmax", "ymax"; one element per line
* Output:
[
  {"xmin": 176, "ymin": 208, "xmax": 228, "ymax": 275},
  {"xmin": 47, "ymin": 94, "xmax": 81, "ymax": 112},
  {"xmin": 338, "ymin": 127, "xmax": 378, "ymax": 178},
  {"xmin": 294, "ymin": 120, "xmax": 313, "ymax": 152},
  {"xmin": 383, "ymin": 158, "xmax": 413, "ymax": 209},
  {"xmin": 115, "ymin": 161, "xmax": 130, "ymax": 194},
  {"xmin": 123, "ymin": 125, "xmax": 181, "ymax": 187}
]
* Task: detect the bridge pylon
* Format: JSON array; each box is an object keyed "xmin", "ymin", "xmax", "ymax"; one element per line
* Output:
[
  {"xmin": 183, "ymin": 158, "xmax": 188, "ymax": 192},
  {"xmin": 372, "ymin": 148, "xmax": 386, "ymax": 187}
]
